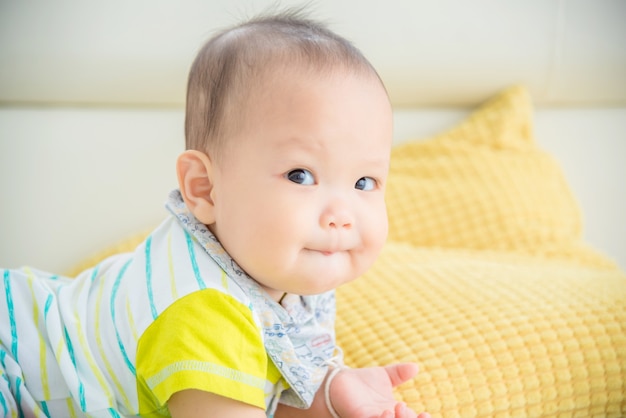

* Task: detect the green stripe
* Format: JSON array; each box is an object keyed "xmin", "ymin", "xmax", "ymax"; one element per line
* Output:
[
  {"xmin": 3, "ymin": 270, "xmax": 18, "ymax": 362},
  {"xmin": 185, "ymin": 231, "xmax": 206, "ymax": 290},
  {"xmin": 145, "ymin": 236, "xmax": 158, "ymax": 320}
]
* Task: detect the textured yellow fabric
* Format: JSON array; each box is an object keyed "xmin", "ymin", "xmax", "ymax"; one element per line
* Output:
[
  {"xmin": 386, "ymin": 86, "xmax": 614, "ymax": 268},
  {"xmin": 336, "ymin": 243, "xmax": 626, "ymax": 417}
]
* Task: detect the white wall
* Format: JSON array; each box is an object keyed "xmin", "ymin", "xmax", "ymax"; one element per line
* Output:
[{"xmin": 1, "ymin": 1, "xmax": 625, "ymax": 107}]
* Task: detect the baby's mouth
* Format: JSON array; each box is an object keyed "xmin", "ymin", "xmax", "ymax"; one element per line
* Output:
[
  {"xmin": 307, "ymin": 247, "xmax": 345, "ymax": 256},
  {"xmin": 305, "ymin": 240, "xmax": 354, "ymax": 256}
]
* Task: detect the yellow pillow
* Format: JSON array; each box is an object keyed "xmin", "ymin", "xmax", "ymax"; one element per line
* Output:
[
  {"xmin": 385, "ymin": 86, "xmax": 613, "ymax": 267},
  {"xmin": 336, "ymin": 242, "xmax": 626, "ymax": 417}
]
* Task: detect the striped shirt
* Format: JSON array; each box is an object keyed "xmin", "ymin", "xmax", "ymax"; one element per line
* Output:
[{"xmin": 0, "ymin": 190, "xmax": 336, "ymax": 417}]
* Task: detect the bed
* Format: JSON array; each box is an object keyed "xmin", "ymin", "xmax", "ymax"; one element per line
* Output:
[{"xmin": 1, "ymin": 1, "xmax": 625, "ymax": 416}]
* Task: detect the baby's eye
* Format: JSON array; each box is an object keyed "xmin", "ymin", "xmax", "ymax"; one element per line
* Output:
[
  {"xmin": 355, "ymin": 177, "xmax": 376, "ymax": 191},
  {"xmin": 286, "ymin": 169, "xmax": 315, "ymax": 185}
]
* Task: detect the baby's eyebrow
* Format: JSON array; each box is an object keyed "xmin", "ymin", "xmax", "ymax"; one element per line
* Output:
[
  {"xmin": 360, "ymin": 157, "xmax": 390, "ymax": 170},
  {"xmin": 274, "ymin": 136, "xmax": 390, "ymax": 172},
  {"xmin": 276, "ymin": 135, "xmax": 324, "ymax": 153}
]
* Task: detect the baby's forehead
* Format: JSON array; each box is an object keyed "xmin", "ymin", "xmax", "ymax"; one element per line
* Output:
[
  {"xmin": 244, "ymin": 60, "xmax": 382, "ymax": 97},
  {"xmin": 229, "ymin": 64, "xmax": 382, "ymax": 131}
]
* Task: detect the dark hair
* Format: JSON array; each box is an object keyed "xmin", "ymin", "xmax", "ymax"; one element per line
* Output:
[{"xmin": 184, "ymin": 8, "xmax": 384, "ymax": 155}]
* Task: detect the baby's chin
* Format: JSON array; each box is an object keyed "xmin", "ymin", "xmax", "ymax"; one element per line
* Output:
[
  {"xmin": 259, "ymin": 275, "xmax": 355, "ymax": 299},
  {"xmin": 252, "ymin": 253, "xmax": 372, "ymax": 296},
  {"xmin": 293, "ymin": 273, "xmax": 361, "ymax": 296}
]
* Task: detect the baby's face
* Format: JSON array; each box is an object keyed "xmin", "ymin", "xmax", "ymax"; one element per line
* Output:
[{"xmin": 209, "ymin": 68, "xmax": 393, "ymax": 300}]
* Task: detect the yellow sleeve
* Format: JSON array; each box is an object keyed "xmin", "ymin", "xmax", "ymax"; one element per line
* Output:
[{"xmin": 136, "ymin": 289, "xmax": 269, "ymax": 415}]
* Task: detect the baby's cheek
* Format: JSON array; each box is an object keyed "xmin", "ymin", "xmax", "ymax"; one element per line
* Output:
[
  {"xmin": 370, "ymin": 210, "xmax": 389, "ymax": 249},
  {"xmin": 360, "ymin": 228, "xmax": 387, "ymax": 268}
]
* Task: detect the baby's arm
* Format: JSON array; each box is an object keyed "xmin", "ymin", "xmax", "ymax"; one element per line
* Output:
[
  {"xmin": 167, "ymin": 365, "xmax": 430, "ymax": 418},
  {"xmin": 168, "ymin": 389, "xmax": 266, "ymax": 418}
]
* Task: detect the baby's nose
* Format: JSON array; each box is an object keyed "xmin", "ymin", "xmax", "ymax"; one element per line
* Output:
[{"xmin": 320, "ymin": 202, "xmax": 353, "ymax": 229}]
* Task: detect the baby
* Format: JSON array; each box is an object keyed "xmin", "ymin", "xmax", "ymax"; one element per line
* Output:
[{"xmin": 0, "ymin": 10, "xmax": 430, "ymax": 418}]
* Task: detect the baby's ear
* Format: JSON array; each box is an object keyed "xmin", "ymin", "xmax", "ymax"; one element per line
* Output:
[{"xmin": 176, "ymin": 150, "xmax": 216, "ymax": 225}]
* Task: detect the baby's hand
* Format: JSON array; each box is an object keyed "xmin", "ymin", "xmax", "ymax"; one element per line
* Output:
[
  {"xmin": 329, "ymin": 363, "xmax": 430, "ymax": 418},
  {"xmin": 377, "ymin": 402, "xmax": 431, "ymax": 418}
]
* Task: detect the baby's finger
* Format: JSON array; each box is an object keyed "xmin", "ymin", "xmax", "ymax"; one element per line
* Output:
[
  {"xmin": 385, "ymin": 363, "xmax": 419, "ymax": 387},
  {"xmin": 394, "ymin": 402, "xmax": 409, "ymax": 417},
  {"xmin": 379, "ymin": 410, "xmax": 394, "ymax": 418},
  {"xmin": 395, "ymin": 402, "xmax": 429, "ymax": 418}
]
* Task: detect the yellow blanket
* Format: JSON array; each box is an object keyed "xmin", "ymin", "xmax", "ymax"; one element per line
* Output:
[{"xmin": 336, "ymin": 245, "xmax": 626, "ymax": 417}]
